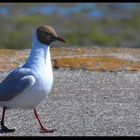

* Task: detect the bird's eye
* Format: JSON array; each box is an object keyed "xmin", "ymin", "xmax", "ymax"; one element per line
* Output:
[{"xmin": 45, "ymin": 32, "xmax": 52, "ymax": 36}]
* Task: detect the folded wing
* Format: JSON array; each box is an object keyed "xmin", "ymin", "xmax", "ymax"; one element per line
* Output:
[{"xmin": 0, "ymin": 67, "xmax": 36, "ymax": 101}]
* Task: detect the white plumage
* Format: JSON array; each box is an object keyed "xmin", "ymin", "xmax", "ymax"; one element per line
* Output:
[{"xmin": 0, "ymin": 33, "xmax": 53, "ymax": 108}]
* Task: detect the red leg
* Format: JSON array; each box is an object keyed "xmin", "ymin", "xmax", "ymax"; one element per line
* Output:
[
  {"xmin": 1, "ymin": 107, "xmax": 15, "ymax": 132},
  {"xmin": 34, "ymin": 108, "xmax": 56, "ymax": 133}
]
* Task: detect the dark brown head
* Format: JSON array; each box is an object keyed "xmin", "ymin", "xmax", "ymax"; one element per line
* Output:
[{"xmin": 36, "ymin": 25, "xmax": 66, "ymax": 45}]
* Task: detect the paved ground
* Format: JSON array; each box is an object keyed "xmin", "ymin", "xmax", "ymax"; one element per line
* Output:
[{"xmin": 0, "ymin": 69, "xmax": 140, "ymax": 136}]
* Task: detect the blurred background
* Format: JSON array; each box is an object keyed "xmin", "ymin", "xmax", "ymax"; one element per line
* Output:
[{"xmin": 0, "ymin": 3, "xmax": 140, "ymax": 49}]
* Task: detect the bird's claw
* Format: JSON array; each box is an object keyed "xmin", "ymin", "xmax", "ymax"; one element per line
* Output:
[
  {"xmin": 40, "ymin": 127, "xmax": 56, "ymax": 133},
  {"xmin": 1, "ymin": 125, "xmax": 15, "ymax": 132}
]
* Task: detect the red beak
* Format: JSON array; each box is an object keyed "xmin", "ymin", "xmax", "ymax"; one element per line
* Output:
[{"xmin": 56, "ymin": 36, "xmax": 66, "ymax": 43}]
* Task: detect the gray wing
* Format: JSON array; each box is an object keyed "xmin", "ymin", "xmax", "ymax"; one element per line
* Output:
[{"xmin": 0, "ymin": 67, "xmax": 36, "ymax": 101}]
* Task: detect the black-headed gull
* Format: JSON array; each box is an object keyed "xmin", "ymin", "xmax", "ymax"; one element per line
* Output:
[{"xmin": 0, "ymin": 25, "xmax": 65, "ymax": 133}]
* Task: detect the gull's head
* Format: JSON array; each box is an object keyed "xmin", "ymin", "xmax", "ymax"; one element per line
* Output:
[{"xmin": 36, "ymin": 25, "xmax": 66, "ymax": 46}]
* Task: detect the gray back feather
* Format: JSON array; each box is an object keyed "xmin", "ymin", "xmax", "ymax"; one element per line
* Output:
[{"xmin": 0, "ymin": 67, "xmax": 36, "ymax": 101}]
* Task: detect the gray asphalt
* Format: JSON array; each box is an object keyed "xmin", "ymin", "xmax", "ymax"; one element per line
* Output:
[{"xmin": 0, "ymin": 69, "xmax": 140, "ymax": 136}]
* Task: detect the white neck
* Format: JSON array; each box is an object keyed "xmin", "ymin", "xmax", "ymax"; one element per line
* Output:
[{"xmin": 24, "ymin": 32, "xmax": 52, "ymax": 72}]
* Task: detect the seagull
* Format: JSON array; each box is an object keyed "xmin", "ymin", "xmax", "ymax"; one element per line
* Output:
[{"xmin": 0, "ymin": 25, "xmax": 65, "ymax": 133}]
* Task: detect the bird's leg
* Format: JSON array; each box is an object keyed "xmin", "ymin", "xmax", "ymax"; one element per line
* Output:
[
  {"xmin": 34, "ymin": 108, "xmax": 56, "ymax": 133},
  {"xmin": 1, "ymin": 107, "xmax": 15, "ymax": 132}
]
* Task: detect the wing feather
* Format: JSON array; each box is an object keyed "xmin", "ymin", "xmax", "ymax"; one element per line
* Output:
[{"xmin": 0, "ymin": 67, "xmax": 36, "ymax": 101}]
